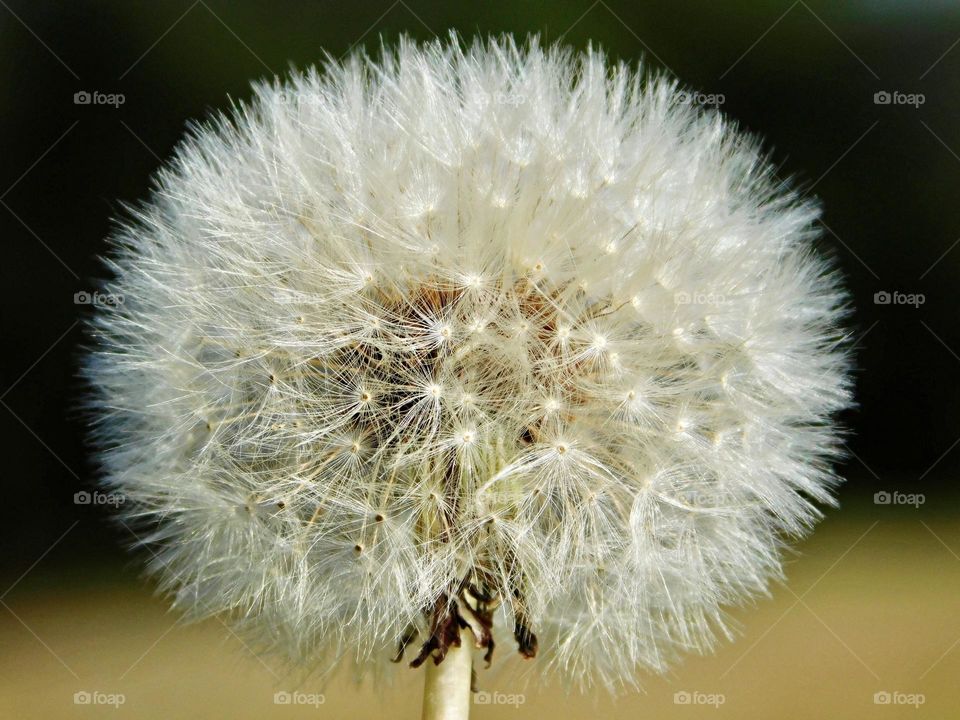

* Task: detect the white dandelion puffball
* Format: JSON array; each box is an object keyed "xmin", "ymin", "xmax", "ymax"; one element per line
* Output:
[{"xmin": 85, "ymin": 34, "xmax": 851, "ymax": 689}]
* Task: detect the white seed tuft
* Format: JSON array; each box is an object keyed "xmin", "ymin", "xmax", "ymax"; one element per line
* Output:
[{"xmin": 83, "ymin": 34, "xmax": 852, "ymax": 691}]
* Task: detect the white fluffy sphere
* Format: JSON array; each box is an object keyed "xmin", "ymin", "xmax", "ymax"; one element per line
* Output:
[{"xmin": 85, "ymin": 34, "xmax": 851, "ymax": 689}]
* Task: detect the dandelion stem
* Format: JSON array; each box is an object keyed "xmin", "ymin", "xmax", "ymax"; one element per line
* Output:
[{"xmin": 421, "ymin": 628, "xmax": 474, "ymax": 720}]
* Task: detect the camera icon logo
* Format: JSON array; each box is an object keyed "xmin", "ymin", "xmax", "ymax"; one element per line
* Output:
[
  {"xmin": 474, "ymin": 691, "xmax": 491, "ymax": 705},
  {"xmin": 673, "ymin": 691, "xmax": 691, "ymax": 705},
  {"xmin": 273, "ymin": 691, "xmax": 291, "ymax": 705},
  {"xmin": 74, "ymin": 291, "xmax": 92, "ymax": 305},
  {"xmin": 74, "ymin": 91, "xmax": 92, "ymax": 105},
  {"xmin": 873, "ymin": 291, "xmax": 891, "ymax": 305},
  {"xmin": 873, "ymin": 91, "xmax": 891, "ymax": 105},
  {"xmin": 74, "ymin": 490, "xmax": 92, "ymax": 505},
  {"xmin": 873, "ymin": 491, "xmax": 891, "ymax": 505},
  {"xmin": 873, "ymin": 691, "xmax": 892, "ymax": 705},
  {"xmin": 73, "ymin": 691, "xmax": 91, "ymax": 705}
]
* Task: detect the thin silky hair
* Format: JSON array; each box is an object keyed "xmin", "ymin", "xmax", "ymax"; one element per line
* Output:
[{"xmin": 83, "ymin": 33, "xmax": 852, "ymax": 691}]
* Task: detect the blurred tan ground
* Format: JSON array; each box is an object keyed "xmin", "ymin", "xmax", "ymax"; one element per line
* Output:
[{"xmin": 2, "ymin": 515, "xmax": 958, "ymax": 719}]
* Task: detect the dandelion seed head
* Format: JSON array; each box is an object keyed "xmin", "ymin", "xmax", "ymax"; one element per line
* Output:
[{"xmin": 84, "ymin": 34, "xmax": 851, "ymax": 690}]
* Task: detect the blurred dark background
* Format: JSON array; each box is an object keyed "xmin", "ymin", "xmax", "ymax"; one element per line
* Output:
[{"xmin": 0, "ymin": 0, "xmax": 958, "ymax": 690}]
